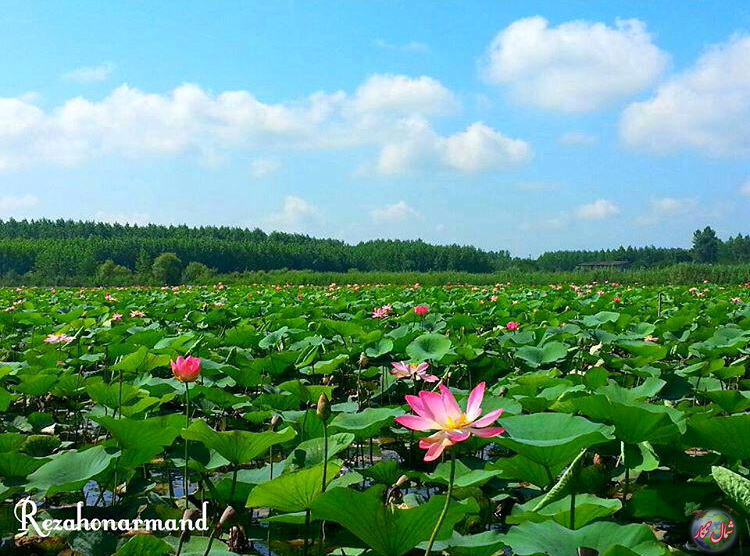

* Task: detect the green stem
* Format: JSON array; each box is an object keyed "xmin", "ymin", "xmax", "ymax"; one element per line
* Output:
[
  {"xmin": 321, "ymin": 421, "xmax": 329, "ymax": 492},
  {"xmin": 424, "ymin": 450, "xmax": 456, "ymax": 556},
  {"xmin": 184, "ymin": 382, "xmax": 191, "ymax": 504},
  {"xmin": 569, "ymin": 491, "xmax": 576, "ymax": 530}
]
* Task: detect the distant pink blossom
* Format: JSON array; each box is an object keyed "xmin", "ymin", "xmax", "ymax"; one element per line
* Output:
[
  {"xmin": 490, "ymin": 295, "xmax": 498, "ymax": 302},
  {"xmin": 391, "ymin": 361, "xmax": 439, "ymax": 382},
  {"xmin": 111, "ymin": 313, "xmax": 123, "ymax": 321},
  {"xmin": 414, "ymin": 304, "xmax": 430, "ymax": 316},
  {"xmin": 372, "ymin": 304, "xmax": 393, "ymax": 318},
  {"xmin": 45, "ymin": 333, "xmax": 75, "ymax": 344},
  {"xmin": 506, "ymin": 321, "xmax": 520, "ymax": 331},
  {"xmin": 395, "ymin": 382, "xmax": 504, "ymax": 461},
  {"xmin": 613, "ymin": 296, "xmax": 622, "ymax": 303},
  {"xmin": 130, "ymin": 310, "xmax": 146, "ymax": 318}
]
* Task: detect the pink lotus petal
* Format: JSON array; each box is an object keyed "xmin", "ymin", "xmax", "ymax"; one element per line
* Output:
[
  {"xmin": 420, "ymin": 373, "xmax": 440, "ymax": 383},
  {"xmin": 438, "ymin": 384, "xmax": 462, "ymax": 417},
  {"xmin": 446, "ymin": 429, "xmax": 471, "ymax": 442},
  {"xmin": 404, "ymin": 394, "xmax": 428, "ymax": 417},
  {"xmin": 469, "ymin": 426, "xmax": 505, "ymax": 438},
  {"xmin": 466, "ymin": 382, "xmax": 486, "ymax": 421},
  {"xmin": 420, "ymin": 390, "xmax": 449, "ymax": 424},
  {"xmin": 415, "ymin": 362, "xmax": 430, "ymax": 374},
  {"xmin": 395, "ymin": 415, "xmax": 436, "ymax": 431},
  {"xmin": 471, "ymin": 408, "xmax": 504, "ymax": 428}
]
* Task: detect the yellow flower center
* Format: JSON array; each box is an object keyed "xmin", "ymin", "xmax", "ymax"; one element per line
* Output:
[{"xmin": 444, "ymin": 413, "xmax": 470, "ymax": 429}]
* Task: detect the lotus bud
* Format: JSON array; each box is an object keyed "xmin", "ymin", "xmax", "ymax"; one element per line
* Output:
[
  {"xmin": 498, "ymin": 386, "xmax": 508, "ymax": 397},
  {"xmin": 217, "ymin": 506, "xmax": 236, "ymax": 529},
  {"xmin": 358, "ymin": 353, "xmax": 369, "ymax": 368},
  {"xmin": 394, "ymin": 474, "xmax": 410, "ymax": 488},
  {"xmin": 270, "ymin": 414, "xmax": 281, "ymax": 431},
  {"xmin": 316, "ymin": 393, "xmax": 331, "ymax": 422}
]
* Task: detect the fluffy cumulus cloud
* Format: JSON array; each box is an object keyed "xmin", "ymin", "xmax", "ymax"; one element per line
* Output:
[
  {"xmin": 482, "ymin": 16, "xmax": 668, "ymax": 112},
  {"xmin": 266, "ymin": 195, "xmax": 320, "ymax": 232},
  {"xmin": 375, "ymin": 119, "xmax": 532, "ymax": 176},
  {"xmin": 0, "ymin": 194, "xmax": 38, "ymax": 214},
  {"xmin": 621, "ymin": 34, "xmax": 750, "ymax": 156},
  {"xmin": 634, "ymin": 197, "xmax": 697, "ymax": 226},
  {"xmin": 371, "ymin": 200, "xmax": 421, "ymax": 223},
  {"xmin": 576, "ymin": 199, "xmax": 620, "ymax": 220},
  {"xmin": 0, "ymin": 74, "xmax": 529, "ymax": 177}
]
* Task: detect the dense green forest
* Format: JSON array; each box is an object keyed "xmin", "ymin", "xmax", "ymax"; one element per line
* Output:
[{"xmin": 0, "ymin": 219, "xmax": 747, "ymax": 285}]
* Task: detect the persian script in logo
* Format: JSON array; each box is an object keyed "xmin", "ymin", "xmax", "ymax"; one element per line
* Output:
[{"xmin": 690, "ymin": 509, "xmax": 738, "ymax": 554}]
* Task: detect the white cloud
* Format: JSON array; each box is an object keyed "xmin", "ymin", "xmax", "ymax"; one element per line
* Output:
[
  {"xmin": 559, "ymin": 131, "xmax": 597, "ymax": 145},
  {"xmin": 634, "ymin": 197, "xmax": 697, "ymax": 226},
  {"xmin": 373, "ymin": 39, "xmax": 429, "ymax": 53},
  {"xmin": 740, "ymin": 179, "xmax": 750, "ymax": 196},
  {"xmin": 482, "ymin": 16, "xmax": 668, "ymax": 112},
  {"xmin": 0, "ymin": 194, "xmax": 38, "ymax": 213},
  {"xmin": 266, "ymin": 195, "xmax": 320, "ymax": 232},
  {"xmin": 576, "ymin": 199, "xmax": 620, "ymax": 220},
  {"xmin": 621, "ymin": 34, "xmax": 750, "ymax": 156},
  {"xmin": 94, "ymin": 211, "xmax": 151, "ymax": 225},
  {"xmin": 62, "ymin": 62, "xmax": 116, "ymax": 83},
  {"xmin": 371, "ymin": 201, "xmax": 421, "ymax": 223},
  {"xmin": 375, "ymin": 119, "xmax": 531, "ymax": 176},
  {"xmin": 0, "ymin": 75, "xmax": 530, "ymax": 176},
  {"xmin": 250, "ymin": 157, "xmax": 281, "ymax": 178},
  {"xmin": 352, "ymin": 74, "xmax": 457, "ymax": 116}
]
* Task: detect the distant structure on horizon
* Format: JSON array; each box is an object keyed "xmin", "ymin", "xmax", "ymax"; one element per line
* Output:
[{"xmin": 576, "ymin": 260, "xmax": 630, "ymax": 271}]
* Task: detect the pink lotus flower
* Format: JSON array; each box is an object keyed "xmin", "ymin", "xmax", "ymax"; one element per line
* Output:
[
  {"xmin": 372, "ymin": 304, "xmax": 393, "ymax": 318},
  {"xmin": 44, "ymin": 333, "xmax": 75, "ymax": 344},
  {"xmin": 613, "ymin": 296, "xmax": 622, "ymax": 303},
  {"xmin": 506, "ymin": 321, "xmax": 520, "ymax": 331},
  {"xmin": 111, "ymin": 313, "xmax": 123, "ymax": 321},
  {"xmin": 171, "ymin": 355, "xmax": 202, "ymax": 382},
  {"xmin": 391, "ymin": 361, "xmax": 439, "ymax": 382},
  {"xmin": 130, "ymin": 310, "xmax": 146, "ymax": 318},
  {"xmin": 414, "ymin": 304, "xmax": 430, "ymax": 316},
  {"xmin": 395, "ymin": 382, "xmax": 504, "ymax": 461},
  {"xmin": 490, "ymin": 295, "xmax": 498, "ymax": 302}
]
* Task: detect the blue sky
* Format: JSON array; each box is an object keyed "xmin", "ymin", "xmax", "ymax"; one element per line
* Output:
[{"xmin": 0, "ymin": 1, "xmax": 749, "ymax": 256}]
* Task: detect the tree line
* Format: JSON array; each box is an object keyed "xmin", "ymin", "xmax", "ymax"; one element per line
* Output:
[{"xmin": 0, "ymin": 219, "xmax": 743, "ymax": 285}]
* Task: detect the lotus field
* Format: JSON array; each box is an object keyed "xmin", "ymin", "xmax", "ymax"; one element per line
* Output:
[{"xmin": 2, "ymin": 283, "xmax": 750, "ymax": 556}]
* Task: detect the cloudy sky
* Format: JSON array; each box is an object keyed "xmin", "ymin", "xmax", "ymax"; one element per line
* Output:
[{"xmin": 1, "ymin": 1, "xmax": 749, "ymax": 256}]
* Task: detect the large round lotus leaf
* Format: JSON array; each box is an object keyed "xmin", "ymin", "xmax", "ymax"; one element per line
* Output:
[
  {"xmin": 686, "ymin": 413, "xmax": 750, "ymax": 460},
  {"xmin": 496, "ymin": 413, "xmax": 614, "ymax": 470},
  {"xmin": 406, "ymin": 333, "xmax": 452, "ymax": 361},
  {"xmin": 500, "ymin": 520, "xmax": 663, "ymax": 556}
]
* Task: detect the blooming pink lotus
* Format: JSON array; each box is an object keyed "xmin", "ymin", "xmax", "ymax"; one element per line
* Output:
[
  {"xmin": 391, "ymin": 361, "xmax": 439, "ymax": 382},
  {"xmin": 506, "ymin": 321, "xmax": 520, "ymax": 331},
  {"xmin": 111, "ymin": 313, "xmax": 123, "ymax": 321},
  {"xmin": 414, "ymin": 304, "xmax": 430, "ymax": 316},
  {"xmin": 396, "ymin": 382, "xmax": 504, "ymax": 461},
  {"xmin": 130, "ymin": 310, "xmax": 146, "ymax": 318},
  {"xmin": 44, "ymin": 333, "xmax": 75, "ymax": 344},
  {"xmin": 372, "ymin": 304, "xmax": 393, "ymax": 318},
  {"xmin": 171, "ymin": 355, "xmax": 202, "ymax": 382}
]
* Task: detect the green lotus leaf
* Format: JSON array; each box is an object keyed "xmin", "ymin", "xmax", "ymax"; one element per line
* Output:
[
  {"xmin": 686, "ymin": 413, "xmax": 750, "ymax": 460},
  {"xmin": 515, "ymin": 342, "xmax": 568, "ymax": 368},
  {"xmin": 406, "ymin": 333, "xmax": 452, "ymax": 362},
  {"xmin": 312, "ymin": 484, "xmax": 475, "ymax": 556},
  {"xmin": 500, "ymin": 520, "xmax": 664, "ymax": 556},
  {"xmin": 329, "ymin": 407, "xmax": 404, "ymax": 438},
  {"xmin": 246, "ymin": 462, "xmax": 340, "ymax": 512},
  {"xmin": 712, "ymin": 466, "xmax": 750, "ymax": 515},
  {"xmin": 510, "ymin": 494, "xmax": 621, "ymax": 529},
  {"xmin": 181, "ymin": 420, "xmax": 296, "ymax": 465},
  {"xmin": 94, "ymin": 414, "xmax": 184, "ymax": 469},
  {"xmin": 26, "ymin": 446, "xmax": 118, "ymax": 496},
  {"xmin": 495, "ymin": 413, "xmax": 614, "ymax": 471}
]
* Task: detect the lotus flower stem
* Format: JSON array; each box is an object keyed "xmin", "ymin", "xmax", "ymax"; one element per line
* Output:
[
  {"xmin": 424, "ymin": 450, "xmax": 456, "ymax": 556},
  {"xmin": 569, "ymin": 492, "xmax": 576, "ymax": 530},
  {"xmin": 184, "ymin": 382, "xmax": 191, "ymax": 503}
]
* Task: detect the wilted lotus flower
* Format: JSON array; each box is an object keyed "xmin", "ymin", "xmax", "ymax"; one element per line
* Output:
[
  {"xmin": 414, "ymin": 304, "xmax": 430, "ymax": 316},
  {"xmin": 391, "ymin": 361, "xmax": 439, "ymax": 382},
  {"xmin": 505, "ymin": 321, "xmax": 520, "ymax": 331},
  {"xmin": 171, "ymin": 355, "xmax": 202, "ymax": 382},
  {"xmin": 396, "ymin": 382, "xmax": 504, "ymax": 461}
]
